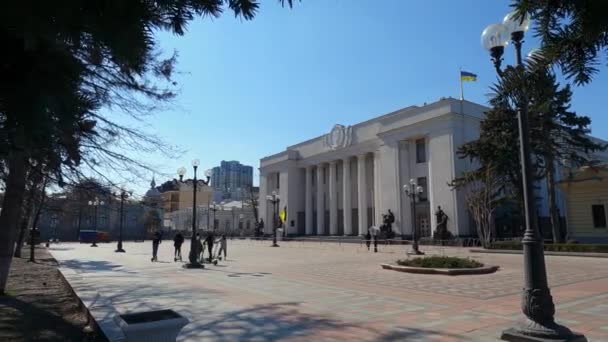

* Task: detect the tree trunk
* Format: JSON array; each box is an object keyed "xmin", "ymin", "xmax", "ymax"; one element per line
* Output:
[
  {"xmin": 13, "ymin": 170, "xmax": 43, "ymax": 258},
  {"xmin": 0, "ymin": 150, "xmax": 28, "ymax": 294},
  {"xmin": 29, "ymin": 176, "xmax": 48, "ymax": 262},
  {"xmin": 545, "ymin": 155, "xmax": 562, "ymax": 243}
]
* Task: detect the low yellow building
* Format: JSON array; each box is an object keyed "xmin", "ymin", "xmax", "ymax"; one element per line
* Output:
[{"xmin": 560, "ymin": 164, "xmax": 608, "ymax": 243}]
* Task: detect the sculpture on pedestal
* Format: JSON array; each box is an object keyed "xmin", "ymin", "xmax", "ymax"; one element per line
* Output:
[
  {"xmin": 432, "ymin": 206, "xmax": 452, "ymax": 241},
  {"xmin": 380, "ymin": 209, "xmax": 395, "ymax": 240}
]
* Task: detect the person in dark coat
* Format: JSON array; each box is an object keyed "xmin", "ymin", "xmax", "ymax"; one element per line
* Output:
[
  {"xmin": 151, "ymin": 231, "xmax": 162, "ymax": 262},
  {"xmin": 365, "ymin": 230, "xmax": 372, "ymax": 251},
  {"xmin": 205, "ymin": 232, "xmax": 215, "ymax": 262},
  {"xmin": 173, "ymin": 232, "xmax": 184, "ymax": 262}
]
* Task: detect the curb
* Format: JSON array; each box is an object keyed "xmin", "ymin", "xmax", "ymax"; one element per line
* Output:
[
  {"xmin": 469, "ymin": 249, "xmax": 608, "ymax": 258},
  {"xmin": 380, "ymin": 263, "xmax": 499, "ymax": 275},
  {"xmin": 55, "ymin": 267, "xmax": 110, "ymax": 341}
]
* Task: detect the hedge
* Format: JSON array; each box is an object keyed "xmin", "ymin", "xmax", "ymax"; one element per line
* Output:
[
  {"xmin": 396, "ymin": 256, "xmax": 484, "ymax": 268},
  {"xmin": 488, "ymin": 241, "xmax": 608, "ymax": 253}
]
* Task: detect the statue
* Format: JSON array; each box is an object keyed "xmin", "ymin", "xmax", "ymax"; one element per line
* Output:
[
  {"xmin": 255, "ymin": 219, "xmax": 264, "ymax": 237},
  {"xmin": 380, "ymin": 209, "xmax": 396, "ymax": 240},
  {"xmin": 433, "ymin": 206, "xmax": 452, "ymax": 241}
]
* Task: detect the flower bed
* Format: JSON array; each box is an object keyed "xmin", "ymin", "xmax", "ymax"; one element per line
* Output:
[
  {"xmin": 396, "ymin": 256, "xmax": 483, "ymax": 268},
  {"xmin": 381, "ymin": 256, "xmax": 498, "ymax": 276}
]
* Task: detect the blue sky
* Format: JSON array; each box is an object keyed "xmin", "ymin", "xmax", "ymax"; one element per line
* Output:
[{"xmin": 131, "ymin": 0, "xmax": 608, "ymax": 194}]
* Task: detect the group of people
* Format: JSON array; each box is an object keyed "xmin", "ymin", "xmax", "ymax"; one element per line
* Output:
[
  {"xmin": 192, "ymin": 232, "xmax": 227, "ymax": 263},
  {"xmin": 150, "ymin": 230, "xmax": 227, "ymax": 263}
]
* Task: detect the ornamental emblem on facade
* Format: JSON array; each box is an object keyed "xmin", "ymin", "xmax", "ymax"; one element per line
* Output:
[{"xmin": 324, "ymin": 124, "xmax": 352, "ymax": 150}]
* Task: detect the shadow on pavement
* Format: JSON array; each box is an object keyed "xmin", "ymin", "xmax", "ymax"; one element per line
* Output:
[
  {"xmin": 377, "ymin": 327, "xmax": 470, "ymax": 341},
  {"xmin": 180, "ymin": 302, "xmax": 355, "ymax": 341},
  {"xmin": 177, "ymin": 302, "xmax": 471, "ymax": 341},
  {"xmin": 59, "ymin": 259, "xmax": 137, "ymax": 274}
]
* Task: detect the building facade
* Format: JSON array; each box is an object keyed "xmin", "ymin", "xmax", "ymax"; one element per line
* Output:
[
  {"xmin": 259, "ymin": 98, "xmax": 487, "ymax": 237},
  {"xmin": 154, "ymin": 177, "xmax": 213, "ymax": 227},
  {"xmin": 37, "ymin": 192, "xmax": 147, "ymax": 242},
  {"xmin": 211, "ymin": 161, "xmax": 253, "ymax": 201},
  {"xmin": 560, "ymin": 164, "xmax": 608, "ymax": 243},
  {"xmin": 168, "ymin": 200, "xmax": 257, "ymax": 235}
]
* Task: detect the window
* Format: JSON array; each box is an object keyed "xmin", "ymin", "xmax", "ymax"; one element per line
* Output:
[
  {"xmin": 417, "ymin": 177, "xmax": 428, "ymax": 202},
  {"xmin": 592, "ymin": 204, "xmax": 606, "ymax": 228},
  {"xmin": 416, "ymin": 138, "xmax": 426, "ymax": 163},
  {"xmin": 276, "ymin": 173, "xmax": 280, "ymax": 189}
]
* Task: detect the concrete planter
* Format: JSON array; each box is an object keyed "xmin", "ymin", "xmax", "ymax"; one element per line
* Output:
[
  {"xmin": 380, "ymin": 263, "xmax": 499, "ymax": 276},
  {"xmin": 114, "ymin": 309, "xmax": 189, "ymax": 342}
]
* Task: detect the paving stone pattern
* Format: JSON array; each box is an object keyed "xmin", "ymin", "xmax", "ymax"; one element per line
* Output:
[{"xmin": 49, "ymin": 240, "xmax": 608, "ymax": 341}]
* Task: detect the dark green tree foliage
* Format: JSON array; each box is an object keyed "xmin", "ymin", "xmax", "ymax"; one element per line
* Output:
[
  {"xmin": 0, "ymin": 0, "xmax": 298, "ymax": 293},
  {"xmin": 514, "ymin": 0, "xmax": 608, "ymax": 84}
]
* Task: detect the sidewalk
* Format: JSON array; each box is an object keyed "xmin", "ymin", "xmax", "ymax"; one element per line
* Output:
[{"xmin": 49, "ymin": 241, "xmax": 608, "ymax": 341}]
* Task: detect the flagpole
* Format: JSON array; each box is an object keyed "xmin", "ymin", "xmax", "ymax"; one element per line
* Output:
[{"xmin": 459, "ymin": 67, "xmax": 464, "ymax": 101}]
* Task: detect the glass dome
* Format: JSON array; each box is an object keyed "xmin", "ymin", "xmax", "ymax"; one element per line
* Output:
[
  {"xmin": 481, "ymin": 23, "xmax": 510, "ymax": 51},
  {"xmin": 503, "ymin": 10, "xmax": 530, "ymax": 34}
]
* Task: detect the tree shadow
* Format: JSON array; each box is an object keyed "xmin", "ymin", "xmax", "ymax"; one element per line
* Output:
[
  {"xmin": 179, "ymin": 301, "xmax": 359, "ymax": 341},
  {"xmin": 376, "ymin": 327, "xmax": 470, "ymax": 341},
  {"xmin": 0, "ymin": 295, "xmax": 97, "ymax": 341},
  {"xmin": 47, "ymin": 246, "xmax": 75, "ymax": 251},
  {"xmin": 59, "ymin": 259, "xmax": 137, "ymax": 274}
]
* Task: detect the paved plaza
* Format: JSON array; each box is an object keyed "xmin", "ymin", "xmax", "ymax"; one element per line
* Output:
[{"xmin": 49, "ymin": 240, "xmax": 608, "ymax": 341}]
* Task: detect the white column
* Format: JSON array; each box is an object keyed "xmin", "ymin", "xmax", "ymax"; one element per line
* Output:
[
  {"xmin": 343, "ymin": 157, "xmax": 352, "ymax": 235},
  {"xmin": 259, "ymin": 172, "xmax": 269, "ymax": 234},
  {"xmin": 357, "ymin": 154, "xmax": 368, "ymax": 235},
  {"xmin": 329, "ymin": 161, "xmax": 338, "ymax": 235},
  {"xmin": 305, "ymin": 166, "xmax": 313, "ymax": 235},
  {"xmin": 316, "ymin": 164, "xmax": 325, "ymax": 235},
  {"xmin": 373, "ymin": 151, "xmax": 381, "ymax": 226}
]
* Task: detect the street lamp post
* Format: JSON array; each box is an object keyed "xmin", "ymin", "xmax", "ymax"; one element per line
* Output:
[
  {"xmin": 482, "ymin": 11, "xmax": 583, "ymax": 341},
  {"xmin": 88, "ymin": 198, "xmax": 104, "ymax": 247},
  {"xmin": 404, "ymin": 179, "xmax": 424, "ymax": 255},
  {"xmin": 239, "ymin": 213, "xmax": 244, "ymax": 235},
  {"xmin": 177, "ymin": 159, "xmax": 211, "ymax": 269},
  {"xmin": 210, "ymin": 202, "xmax": 218, "ymax": 231},
  {"xmin": 266, "ymin": 191, "xmax": 280, "ymax": 247},
  {"xmin": 115, "ymin": 189, "xmax": 132, "ymax": 253}
]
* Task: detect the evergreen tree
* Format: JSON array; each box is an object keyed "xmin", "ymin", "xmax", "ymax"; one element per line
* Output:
[{"xmin": 514, "ymin": 0, "xmax": 608, "ymax": 84}]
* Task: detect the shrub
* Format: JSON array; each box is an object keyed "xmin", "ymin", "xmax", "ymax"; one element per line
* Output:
[
  {"xmin": 396, "ymin": 256, "xmax": 484, "ymax": 269},
  {"xmin": 487, "ymin": 241, "xmax": 608, "ymax": 253}
]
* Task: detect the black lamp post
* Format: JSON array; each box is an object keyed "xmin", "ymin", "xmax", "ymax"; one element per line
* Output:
[
  {"xmin": 482, "ymin": 11, "xmax": 583, "ymax": 341},
  {"xmin": 210, "ymin": 202, "xmax": 218, "ymax": 231},
  {"xmin": 404, "ymin": 179, "xmax": 424, "ymax": 255},
  {"xmin": 115, "ymin": 189, "xmax": 132, "ymax": 253},
  {"xmin": 177, "ymin": 159, "xmax": 211, "ymax": 269},
  {"xmin": 88, "ymin": 198, "xmax": 104, "ymax": 247},
  {"xmin": 266, "ymin": 191, "xmax": 280, "ymax": 247}
]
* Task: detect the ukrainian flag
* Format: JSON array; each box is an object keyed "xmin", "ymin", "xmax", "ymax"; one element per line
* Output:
[{"xmin": 460, "ymin": 71, "xmax": 477, "ymax": 82}]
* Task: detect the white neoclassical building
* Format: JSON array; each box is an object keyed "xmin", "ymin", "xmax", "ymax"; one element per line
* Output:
[{"xmin": 259, "ymin": 97, "xmax": 489, "ymax": 238}]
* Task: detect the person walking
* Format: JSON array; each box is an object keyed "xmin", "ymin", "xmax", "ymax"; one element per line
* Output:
[
  {"xmin": 217, "ymin": 234, "xmax": 227, "ymax": 260},
  {"xmin": 151, "ymin": 231, "xmax": 162, "ymax": 262},
  {"xmin": 365, "ymin": 230, "xmax": 372, "ymax": 251},
  {"xmin": 173, "ymin": 232, "xmax": 184, "ymax": 262},
  {"xmin": 205, "ymin": 232, "xmax": 215, "ymax": 262},
  {"xmin": 196, "ymin": 233, "xmax": 204, "ymax": 262}
]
